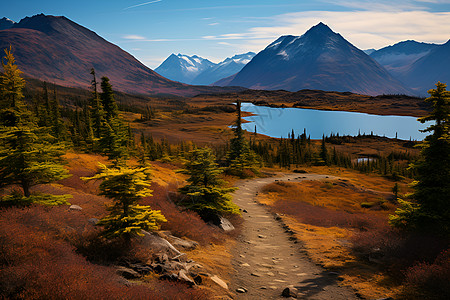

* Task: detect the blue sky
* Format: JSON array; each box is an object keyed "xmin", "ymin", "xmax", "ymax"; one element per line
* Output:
[{"xmin": 4, "ymin": 0, "xmax": 450, "ymax": 68}]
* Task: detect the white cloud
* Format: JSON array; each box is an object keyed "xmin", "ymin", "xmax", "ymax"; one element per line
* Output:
[
  {"xmin": 209, "ymin": 22, "xmax": 220, "ymax": 26},
  {"xmin": 123, "ymin": 35, "xmax": 147, "ymax": 40},
  {"xmin": 227, "ymin": 10, "xmax": 450, "ymax": 52},
  {"xmin": 124, "ymin": 0, "xmax": 162, "ymax": 10}
]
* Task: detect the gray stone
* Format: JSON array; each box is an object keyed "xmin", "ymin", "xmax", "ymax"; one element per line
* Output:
[
  {"xmin": 69, "ymin": 205, "xmax": 82, "ymax": 211},
  {"xmin": 140, "ymin": 231, "xmax": 181, "ymax": 258},
  {"xmin": 208, "ymin": 214, "xmax": 235, "ymax": 231},
  {"xmin": 167, "ymin": 235, "xmax": 199, "ymax": 250}
]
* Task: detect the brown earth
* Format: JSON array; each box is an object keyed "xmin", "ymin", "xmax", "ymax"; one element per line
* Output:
[{"xmin": 228, "ymin": 174, "xmax": 357, "ymax": 299}]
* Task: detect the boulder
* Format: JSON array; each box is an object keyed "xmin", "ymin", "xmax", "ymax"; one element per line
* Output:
[
  {"xmin": 140, "ymin": 231, "xmax": 181, "ymax": 258},
  {"xmin": 69, "ymin": 205, "xmax": 82, "ymax": 211},
  {"xmin": 167, "ymin": 235, "xmax": 199, "ymax": 250},
  {"xmin": 208, "ymin": 214, "xmax": 235, "ymax": 231}
]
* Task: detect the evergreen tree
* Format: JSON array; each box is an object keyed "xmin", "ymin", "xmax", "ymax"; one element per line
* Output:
[
  {"xmin": 83, "ymin": 163, "xmax": 166, "ymax": 242},
  {"xmin": 319, "ymin": 134, "xmax": 329, "ymax": 165},
  {"xmin": 0, "ymin": 48, "xmax": 70, "ymax": 206},
  {"xmin": 390, "ymin": 82, "xmax": 450, "ymax": 233},
  {"xmin": 0, "ymin": 46, "xmax": 25, "ymax": 110},
  {"xmin": 89, "ymin": 68, "xmax": 105, "ymax": 139},
  {"xmin": 227, "ymin": 100, "xmax": 258, "ymax": 176},
  {"xmin": 179, "ymin": 148, "xmax": 239, "ymax": 218},
  {"xmin": 100, "ymin": 76, "xmax": 119, "ymax": 121}
]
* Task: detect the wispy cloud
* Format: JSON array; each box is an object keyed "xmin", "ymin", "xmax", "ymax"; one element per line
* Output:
[
  {"xmin": 209, "ymin": 23, "xmax": 220, "ymax": 26},
  {"xmin": 124, "ymin": 0, "xmax": 162, "ymax": 10},
  {"xmin": 123, "ymin": 35, "xmax": 147, "ymax": 40}
]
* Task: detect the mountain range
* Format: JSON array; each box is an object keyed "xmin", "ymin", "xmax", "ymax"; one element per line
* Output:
[
  {"xmin": 155, "ymin": 52, "xmax": 255, "ymax": 85},
  {"xmin": 370, "ymin": 40, "xmax": 450, "ymax": 95},
  {"xmin": 221, "ymin": 23, "xmax": 411, "ymax": 96},
  {"xmin": 0, "ymin": 14, "xmax": 243, "ymax": 97},
  {"xmin": 1, "ymin": 14, "xmax": 449, "ymax": 97}
]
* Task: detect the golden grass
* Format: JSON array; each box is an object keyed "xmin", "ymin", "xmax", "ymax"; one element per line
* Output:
[
  {"xmin": 256, "ymin": 169, "xmax": 408, "ymax": 299},
  {"xmin": 260, "ymin": 180, "xmax": 396, "ymax": 215}
]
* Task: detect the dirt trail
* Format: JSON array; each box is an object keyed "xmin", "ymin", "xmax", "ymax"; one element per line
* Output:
[{"xmin": 229, "ymin": 173, "xmax": 357, "ymax": 299}]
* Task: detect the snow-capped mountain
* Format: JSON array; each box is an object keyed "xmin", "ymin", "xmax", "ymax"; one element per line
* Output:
[
  {"xmin": 224, "ymin": 22, "xmax": 411, "ymax": 96},
  {"xmin": 0, "ymin": 17, "xmax": 15, "ymax": 30},
  {"xmin": 154, "ymin": 54, "xmax": 216, "ymax": 84},
  {"xmin": 191, "ymin": 52, "xmax": 255, "ymax": 85},
  {"xmin": 370, "ymin": 40, "xmax": 439, "ymax": 78},
  {"xmin": 155, "ymin": 52, "xmax": 255, "ymax": 85}
]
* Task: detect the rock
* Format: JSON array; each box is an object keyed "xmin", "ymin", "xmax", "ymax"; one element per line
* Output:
[
  {"xmin": 140, "ymin": 231, "xmax": 181, "ymax": 258},
  {"xmin": 167, "ymin": 235, "xmax": 199, "ymax": 250},
  {"xmin": 116, "ymin": 266, "xmax": 141, "ymax": 279},
  {"xmin": 88, "ymin": 218, "xmax": 98, "ymax": 225},
  {"xmin": 208, "ymin": 214, "xmax": 235, "ymax": 231},
  {"xmin": 250, "ymin": 272, "xmax": 261, "ymax": 277},
  {"xmin": 258, "ymin": 234, "xmax": 266, "ymax": 239},
  {"xmin": 69, "ymin": 205, "xmax": 82, "ymax": 211},
  {"xmin": 282, "ymin": 286, "xmax": 298, "ymax": 298},
  {"xmin": 178, "ymin": 269, "xmax": 195, "ymax": 286},
  {"xmin": 210, "ymin": 275, "xmax": 228, "ymax": 290},
  {"xmin": 274, "ymin": 213, "xmax": 282, "ymax": 221},
  {"xmin": 236, "ymin": 288, "xmax": 247, "ymax": 293}
]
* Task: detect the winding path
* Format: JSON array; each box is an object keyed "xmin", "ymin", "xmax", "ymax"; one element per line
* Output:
[{"xmin": 229, "ymin": 173, "xmax": 357, "ymax": 299}]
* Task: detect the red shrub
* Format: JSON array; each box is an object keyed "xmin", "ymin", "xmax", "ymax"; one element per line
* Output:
[
  {"xmin": 0, "ymin": 207, "xmax": 209, "ymax": 300},
  {"xmin": 273, "ymin": 199, "xmax": 386, "ymax": 230},
  {"xmin": 402, "ymin": 248, "xmax": 450, "ymax": 299},
  {"xmin": 141, "ymin": 183, "xmax": 226, "ymax": 245}
]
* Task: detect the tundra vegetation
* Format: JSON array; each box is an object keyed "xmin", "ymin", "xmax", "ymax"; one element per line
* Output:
[{"xmin": 0, "ymin": 46, "xmax": 448, "ymax": 299}]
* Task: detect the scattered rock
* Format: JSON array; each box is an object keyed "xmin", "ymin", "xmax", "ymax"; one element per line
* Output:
[
  {"xmin": 236, "ymin": 288, "xmax": 247, "ymax": 293},
  {"xmin": 69, "ymin": 204, "xmax": 82, "ymax": 211},
  {"xmin": 282, "ymin": 286, "xmax": 298, "ymax": 298},
  {"xmin": 243, "ymin": 209, "xmax": 248, "ymax": 213},
  {"xmin": 274, "ymin": 213, "xmax": 282, "ymax": 221},
  {"xmin": 258, "ymin": 234, "xmax": 266, "ymax": 239},
  {"xmin": 116, "ymin": 266, "xmax": 141, "ymax": 279},
  {"xmin": 250, "ymin": 272, "xmax": 261, "ymax": 277},
  {"xmin": 210, "ymin": 275, "xmax": 228, "ymax": 290}
]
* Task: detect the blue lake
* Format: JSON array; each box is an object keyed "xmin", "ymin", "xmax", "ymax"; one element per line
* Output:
[{"xmin": 240, "ymin": 103, "xmax": 430, "ymax": 141}]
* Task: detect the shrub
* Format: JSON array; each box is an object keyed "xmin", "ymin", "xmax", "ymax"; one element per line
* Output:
[{"xmin": 402, "ymin": 248, "xmax": 450, "ymax": 299}]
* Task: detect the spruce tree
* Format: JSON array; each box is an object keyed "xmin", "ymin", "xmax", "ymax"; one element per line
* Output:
[
  {"xmin": 89, "ymin": 68, "xmax": 105, "ymax": 139},
  {"xmin": 83, "ymin": 163, "xmax": 166, "ymax": 242},
  {"xmin": 227, "ymin": 100, "xmax": 258, "ymax": 176},
  {"xmin": 100, "ymin": 76, "xmax": 119, "ymax": 121},
  {"xmin": 390, "ymin": 82, "xmax": 450, "ymax": 233},
  {"xmin": 0, "ymin": 47, "xmax": 70, "ymax": 206},
  {"xmin": 179, "ymin": 148, "xmax": 239, "ymax": 218}
]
